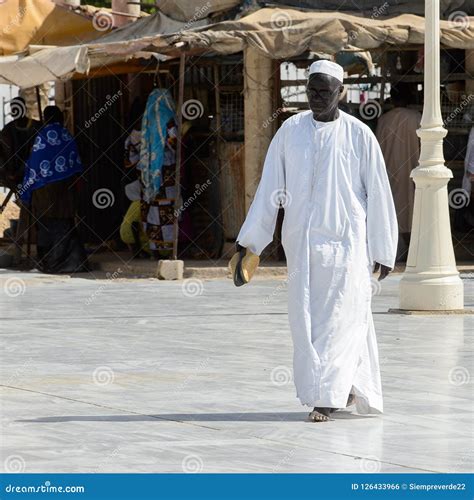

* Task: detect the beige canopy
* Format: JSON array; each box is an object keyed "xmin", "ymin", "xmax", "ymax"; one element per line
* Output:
[
  {"xmin": 0, "ymin": 0, "xmax": 116, "ymax": 56},
  {"xmin": 155, "ymin": 0, "xmax": 241, "ymax": 22},
  {"xmin": 1, "ymin": 7, "xmax": 473, "ymax": 87},
  {"xmin": 174, "ymin": 8, "xmax": 474, "ymax": 57}
]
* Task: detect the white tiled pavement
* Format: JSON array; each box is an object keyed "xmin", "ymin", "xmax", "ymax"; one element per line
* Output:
[{"xmin": 0, "ymin": 270, "xmax": 472, "ymax": 473}]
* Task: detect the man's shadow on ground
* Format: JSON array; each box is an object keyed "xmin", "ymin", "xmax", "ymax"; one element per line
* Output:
[{"xmin": 18, "ymin": 411, "xmax": 371, "ymax": 423}]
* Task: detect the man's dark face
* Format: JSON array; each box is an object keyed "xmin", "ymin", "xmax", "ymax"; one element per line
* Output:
[{"xmin": 306, "ymin": 73, "xmax": 343, "ymax": 121}]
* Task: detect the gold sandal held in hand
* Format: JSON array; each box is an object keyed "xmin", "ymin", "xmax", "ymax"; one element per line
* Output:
[{"xmin": 229, "ymin": 246, "xmax": 260, "ymax": 286}]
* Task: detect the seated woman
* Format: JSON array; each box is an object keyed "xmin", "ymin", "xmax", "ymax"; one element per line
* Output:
[
  {"xmin": 120, "ymin": 179, "xmax": 149, "ymax": 258},
  {"xmin": 19, "ymin": 106, "xmax": 88, "ymax": 273}
]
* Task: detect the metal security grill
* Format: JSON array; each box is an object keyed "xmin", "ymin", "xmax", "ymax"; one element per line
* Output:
[
  {"xmin": 219, "ymin": 92, "xmax": 244, "ymax": 136},
  {"xmin": 441, "ymin": 91, "xmax": 474, "ymax": 130}
]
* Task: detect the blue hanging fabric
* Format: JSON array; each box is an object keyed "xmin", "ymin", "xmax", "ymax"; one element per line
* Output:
[{"xmin": 138, "ymin": 88, "xmax": 176, "ymax": 202}]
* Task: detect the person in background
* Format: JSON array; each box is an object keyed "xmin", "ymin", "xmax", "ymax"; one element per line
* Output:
[
  {"xmin": 19, "ymin": 105, "xmax": 88, "ymax": 273},
  {"xmin": 376, "ymin": 83, "xmax": 421, "ymax": 261},
  {"xmin": 120, "ymin": 98, "xmax": 149, "ymax": 258},
  {"xmin": 456, "ymin": 126, "xmax": 474, "ymax": 230},
  {"xmin": 123, "ymin": 97, "xmax": 145, "ymax": 183},
  {"xmin": 120, "ymin": 176, "xmax": 150, "ymax": 258},
  {"xmin": 0, "ymin": 97, "xmax": 41, "ymax": 189},
  {"xmin": 0, "ymin": 97, "xmax": 42, "ymax": 264},
  {"xmin": 462, "ymin": 126, "xmax": 474, "ymax": 199}
]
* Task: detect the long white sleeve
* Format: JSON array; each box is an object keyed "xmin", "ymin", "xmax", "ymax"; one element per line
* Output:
[
  {"xmin": 237, "ymin": 126, "xmax": 286, "ymax": 256},
  {"xmin": 362, "ymin": 129, "xmax": 398, "ymax": 269}
]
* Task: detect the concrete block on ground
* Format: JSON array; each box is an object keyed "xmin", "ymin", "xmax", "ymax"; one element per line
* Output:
[{"xmin": 157, "ymin": 259, "xmax": 184, "ymax": 280}]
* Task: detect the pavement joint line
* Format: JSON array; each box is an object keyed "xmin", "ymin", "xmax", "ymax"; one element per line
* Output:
[
  {"xmin": 0, "ymin": 312, "xmax": 289, "ymax": 321},
  {"xmin": 0, "ymin": 310, "xmax": 428, "ymax": 323},
  {"xmin": 248, "ymin": 433, "xmax": 441, "ymax": 474},
  {"xmin": 0, "ymin": 384, "xmax": 445, "ymax": 473}
]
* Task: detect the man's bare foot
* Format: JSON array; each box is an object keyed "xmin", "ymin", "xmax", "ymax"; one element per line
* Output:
[
  {"xmin": 309, "ymin": 394, "xmax": 356, "ymax": 420},
  {"xmin": 308, "ymin": 407, "xmax": 332, "ymax": 422}
]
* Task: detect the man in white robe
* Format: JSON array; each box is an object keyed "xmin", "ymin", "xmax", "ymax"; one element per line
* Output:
[{"xmin": 234, "ymin": 60, "xmax": 398, "ymax": 422}]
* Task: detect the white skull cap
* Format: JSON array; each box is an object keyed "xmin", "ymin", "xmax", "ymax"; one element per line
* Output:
[{"xmin": 308, "ymin": 60, "xmax": 344, "ymax": 83}]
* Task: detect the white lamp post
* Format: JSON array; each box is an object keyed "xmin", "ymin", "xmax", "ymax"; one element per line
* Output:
[{"xmin": 399, "ymin": 0, "xmax": 464, "ymax": 310}]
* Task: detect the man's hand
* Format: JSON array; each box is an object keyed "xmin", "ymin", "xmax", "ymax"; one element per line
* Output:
[{"xmin": 373, "ymin": 262, "xmax": 391, "ymax": 281}]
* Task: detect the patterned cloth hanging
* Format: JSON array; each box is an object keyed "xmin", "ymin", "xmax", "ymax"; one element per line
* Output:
[{"xmin": 20, "ymin": 123, "xmax": 83, "ymax": 204}]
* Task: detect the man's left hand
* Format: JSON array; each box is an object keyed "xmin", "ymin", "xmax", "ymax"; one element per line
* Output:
[{"xmin": 373, "ymin": 262, "xmax": 391, "ymax": 281}]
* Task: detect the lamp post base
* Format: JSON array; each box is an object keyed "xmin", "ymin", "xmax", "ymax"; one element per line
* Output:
[{"xmin": 399, "ymin": 273, "xmax": 464, "ymax": 310}]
